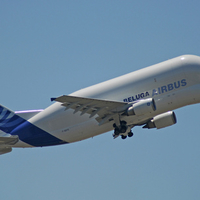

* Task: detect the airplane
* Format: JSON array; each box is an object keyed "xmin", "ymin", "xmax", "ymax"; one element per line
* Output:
[{"xmin": 1, "ymin": 54, "xmax": 200, "ymax": 155}]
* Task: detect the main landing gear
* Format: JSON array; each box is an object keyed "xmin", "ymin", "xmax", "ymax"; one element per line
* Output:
[{"xmin": 113, "ymin": 121, "xmax": 134, "ymax": 140}]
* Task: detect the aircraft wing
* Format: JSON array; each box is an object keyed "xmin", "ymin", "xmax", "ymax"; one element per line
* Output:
[{"xmin": 52, "ymin": 95, "xmax": 130, "ymax": 125}]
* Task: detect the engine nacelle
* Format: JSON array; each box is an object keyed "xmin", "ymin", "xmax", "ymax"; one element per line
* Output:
[
  {"xmin": 126, "ymin": 98, "xmax": 156, "ymax": 116},
  {"xmin": 143, "ymin": 111, "xmax": 177, "ymax": 129}
]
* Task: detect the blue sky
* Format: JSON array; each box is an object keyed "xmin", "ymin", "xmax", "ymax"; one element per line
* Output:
[{"xmin": 0, "ymin": 1, "xmax": 200, "ymax": 199}]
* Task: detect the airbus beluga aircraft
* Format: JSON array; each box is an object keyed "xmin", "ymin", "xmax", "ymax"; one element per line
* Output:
[{"xmin": 1, "ymin": 55, "xmax": 200, "ymax": 155}]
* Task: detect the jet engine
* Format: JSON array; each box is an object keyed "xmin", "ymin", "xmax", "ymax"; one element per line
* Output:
[
  {"xmin": 143, "ymin": 111, "xmax": 177, "ymax": 129},
  {"xmin": 126, "ymin": 98, "xmax": 156, "ymax": 116}
]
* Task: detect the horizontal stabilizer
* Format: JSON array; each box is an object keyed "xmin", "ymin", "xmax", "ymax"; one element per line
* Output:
[
  {"xmin": 0, "ymin": 135, "xmax": 19, "ymax": 155},
  {"xmin": 0, "ymin": 135, "xmax": 19, "ymax": 145},
  {"xmin": 0, "ymin": 147, "xmax": 12, "ymax": 155}
]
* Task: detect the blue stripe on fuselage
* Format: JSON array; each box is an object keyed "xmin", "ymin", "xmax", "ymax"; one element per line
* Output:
[{"xmin": 10, "ymin": 121, "xmax": 67, "ymax": 147}]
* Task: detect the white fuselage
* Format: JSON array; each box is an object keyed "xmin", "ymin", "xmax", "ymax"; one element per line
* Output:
[{"xmin": 14, "ymin": 55, "xmax": 200, "ymax": 147}]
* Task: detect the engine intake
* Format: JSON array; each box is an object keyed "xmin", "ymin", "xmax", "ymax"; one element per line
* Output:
[{"xmin": 126, "ymin": 98, "xmax": 156, "ymax": 116}]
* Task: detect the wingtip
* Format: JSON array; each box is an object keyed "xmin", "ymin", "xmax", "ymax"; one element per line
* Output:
[{"xmin": 51, "ymin": 98, "xmax": 57, "ymax": 102}]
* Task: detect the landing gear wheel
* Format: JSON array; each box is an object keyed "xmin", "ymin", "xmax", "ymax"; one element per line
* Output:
[
  {"xmin": 113, "ymin": 123, "xmax": 117, "ymax": 128},
  {"xmin": 128, "ymin": 131, "xmax": 134, "ymax": 137},
  {"xmin": 114, "ymin": 127, "xmax": 120, "ymax": 135},
  {"xmin": 121, "ymin": 135, "xmax": 127, "ymax": 139},
  {"xmin": 120, "ymin": 121, "xmax": 127, "ymax": 133},
  {"xmin": 120, "ymin": 125, "xmax": 127, "ymax": 133},
  {"xmin": 120, "ymin": 121, "xmax": 127, "ymax": 125}
]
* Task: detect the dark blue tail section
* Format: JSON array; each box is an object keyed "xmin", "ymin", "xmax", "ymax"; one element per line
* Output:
[{"xmin": 0, "ymin": 105, "xmax": 67, "ymax": 147}]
